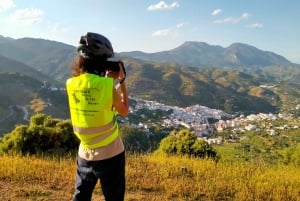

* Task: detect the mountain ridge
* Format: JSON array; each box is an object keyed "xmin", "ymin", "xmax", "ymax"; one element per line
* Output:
[
  {"xmin": 0, "ymin": 35, "xmax": 295, "ymax": 67},
  {"xmin": 120, "ymin": 41, "xmax": 292, "ymax": 68},
  {"xmin": 0, "ymin": 54, "xmax": 58, "ymax": 84},
  {"xmin": 0, "ymin": 36, "xmax": 76, "ymax": 84}
]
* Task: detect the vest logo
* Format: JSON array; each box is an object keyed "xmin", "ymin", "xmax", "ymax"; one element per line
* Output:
[
  {"xmin": 72, "ymin": 88, "xmax": 100, "ymax": 105},
  {"xmin": 72, "ymin": 92, "xmax": 80, "ymax": 104}
]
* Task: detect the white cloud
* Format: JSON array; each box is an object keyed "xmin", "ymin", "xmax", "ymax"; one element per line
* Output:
[
  {"xmin": 48, "ymin": 23, "xmax": 71, "ymax": 33},
  {"xmin": 211, "ymin": 9, "xmax": 222, "ymax": 16},
  {"xmin": 245, "ymin": 23, "xmax": 263, "ymax": 29},
  {"xmin": 241, "ymin": 12, "xmax": 250, "ymax": 19},
  {"xmin": 214, "ymin": 17, "xmax": 238, "ymax": 24},
  {"xmin": 152, "ymin": 29, "xmax": 171, "ymax": 36},
  {"xmin": 214, "ymin": 12, "xmax": 250, "ymax": 24},
  {"xmin": 152, "ymin": 28, "xmax": 179, "ymax": 38},
  {"xmin": 9, "ymin": 8, "xmax": 44, "ymax": 25},
  {"xmin": 147, "ymin": 1, "xmax": 179, "ymax": 11},
  {"xmin": 152, "ymin": 22, "xmax": 184, "ymax": 38},
  {"xmin": 0, "ymin": 0, "xmax": 15, "ymax": 12},
  {"xmin": 176, "ymin": 22, "xmax": 185, "ymax": 28}
]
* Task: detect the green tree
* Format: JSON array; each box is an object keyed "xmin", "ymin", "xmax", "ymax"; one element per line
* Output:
[
  {"xmin": 156, "ymin": 129, "xmax": 218, "ymax": 160},
  {"xmin": 0, "ymin": 113, "xmax": 78, "ymax": 155}
]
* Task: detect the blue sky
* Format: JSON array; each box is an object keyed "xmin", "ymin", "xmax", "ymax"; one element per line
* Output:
[{"xmin": 0, "ymin": 0, "xmax": 299, "ymax": 63}]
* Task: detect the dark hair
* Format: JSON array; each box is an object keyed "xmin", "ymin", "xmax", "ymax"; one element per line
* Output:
[{"xmin": 71, "ymin": 55, "xmax": 107, "ymax": 77}]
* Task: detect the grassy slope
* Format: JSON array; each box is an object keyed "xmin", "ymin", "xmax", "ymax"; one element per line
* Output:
[{"xmin": 0, "ymin": 154, "xmax": 299, "ymax": 201}]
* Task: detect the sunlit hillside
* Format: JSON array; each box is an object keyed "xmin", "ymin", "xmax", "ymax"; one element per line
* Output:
[{"xmin": 0, "ymin": 73, "xmax": 69, "ymax": 135}]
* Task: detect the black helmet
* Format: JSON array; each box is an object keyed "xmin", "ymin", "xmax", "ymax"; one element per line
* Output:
[{"xmin": 77, "ymin": 32, "xmax": 114, "ymax": 58}]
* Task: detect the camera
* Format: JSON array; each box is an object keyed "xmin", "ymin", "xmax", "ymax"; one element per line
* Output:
[
  {"xmin": 105, "ymin": 60, "xmax": 121, "ymax": 73},
  {"xmin": 105, "ymin": 60, "xmax": 126, "ymax": 75},
  {"xmin": 91, "ymin": 59, "xmax": 126, "ymax": 77}
]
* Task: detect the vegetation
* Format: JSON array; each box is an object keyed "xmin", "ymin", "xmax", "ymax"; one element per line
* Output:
[
  {"xmin": 0, "ymin": 73, "xmax": 69, "ymax": 136},
  {"xmin": 1, "ymin": 57, "xmax": 300, "ymax": 137},
  {"xmin": 0, "ymin": 113, "xmax": 78, "ymax": 155},
  {"xmin": 0, "ymin": 154, "xmax": 300, "ymax": 201},
  {"xmin": 1, "ymin": 113, "xmax": 300, "ymax": 165},
  {"xmin": 155, "ymin": 129, "xmax": 218, "ymax": 160},
  {"xmin": 124, "ymin": 59, "xmax": 281, "ymax": 114},
  {"xmin": 0, "ymin": 113, "xmax": 300, "ymax": 200},
  {"xmin": 212, "ymin": 117, "xmax": 300, "ymax": 166}
]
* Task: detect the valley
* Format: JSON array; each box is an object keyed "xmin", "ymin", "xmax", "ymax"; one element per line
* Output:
[
  {"xmin": 0, "ymin": 105, "xmax": 28, "ymax": 122},
  {"xmin": 0, "ymin": 35, "xmax": 299, "ymax": 137}
]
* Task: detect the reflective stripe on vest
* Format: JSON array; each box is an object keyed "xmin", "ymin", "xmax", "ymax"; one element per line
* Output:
[
  {"xmin": 73, "ymin": 116, "xmax": 116, "ymax": 134},
  {"xmin": 73, "ymin": 117, "xmax": 118, "ymax": 149},
  {"xmin": 66, "ymin": 73, "xmax": 119, "ymax": 149}
]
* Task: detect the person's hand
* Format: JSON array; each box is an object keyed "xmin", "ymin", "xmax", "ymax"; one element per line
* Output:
[
  {"xmin": 118, "ymin": 61, "xmax": 126, "ymax": 82},
  {"xmin": 105, "ymin": 61, "xmax": 126, "ymax": 82},
  {"xmin": 106, "ymin": 70, "xmax": 119, "ymax": 79}
]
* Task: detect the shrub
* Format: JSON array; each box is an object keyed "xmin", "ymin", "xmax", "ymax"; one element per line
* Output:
[
  {"xmin": 0, "ymin": 113, "xmax": 79, "ymax": 155},
  {"xmin": 156, "ymin": 129, "xmax": 218, "ymax": 160},
  {"xmin": 282, "ymin": 143, "xmax": 300, "ymax": 166}
]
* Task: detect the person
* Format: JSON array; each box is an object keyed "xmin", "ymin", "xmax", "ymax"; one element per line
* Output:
[{"xmin": 66, "ymin": 32, "xmax": 129, "ymax": 201}]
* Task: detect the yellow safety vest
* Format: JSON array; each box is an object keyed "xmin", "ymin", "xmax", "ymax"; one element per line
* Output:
[{"xmin": 66, "ymin": 73, "xmax": 119, "ymax": 149}]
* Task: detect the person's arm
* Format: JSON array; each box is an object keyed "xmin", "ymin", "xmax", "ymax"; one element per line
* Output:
[
  {"xmin": 113, "ymin": 82, "xmax": 129, "ymax": 116},
  {"xmin": 112, "ymin": 62, "xmax": 129, "ymax": 116}
]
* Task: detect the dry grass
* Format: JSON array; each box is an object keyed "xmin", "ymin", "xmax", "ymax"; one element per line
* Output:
[
  {"xmin": 30, "ymin": 98, "xmax": 47, "ymax": 113},
  {"xmin": 0, "ymin": 154, "xmax": 299, "ymax": 201}
]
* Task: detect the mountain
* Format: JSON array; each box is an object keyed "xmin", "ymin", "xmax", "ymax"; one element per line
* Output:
[
  {"xmin": 0, "ymin": 35, "xmax": 298, "ymax": 83},
  {"xmin": 120, "ymin": 41, "xmax": 292, "ymax": 68},
  {"xmin": 0, "ymin": 36, "xmax": 76, "ymax": 84},
  {"xmin": 122, "ymin": 57, "xmax": 280, "ymax": 114},
  {"xmin": 0, "ymin": 72, "xmax": 69, "ymax": 135},
  {"xmin": 223, "ymin": 43, "xmax": 291, "ymax": 67},
  {"xmin": 0, "ymin": 35, "xmax": 299, "ymax": 115},
  {"xmin": 0, "ymin": 35, "xmax": 14, "ymax": 44},
  {"xmin": 0, "ymin": 54, "xmax": 58, "ymax": 84}
]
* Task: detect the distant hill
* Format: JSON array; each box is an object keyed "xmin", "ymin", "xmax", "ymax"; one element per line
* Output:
[
  {"xmin": 121, "ymin": 42, "xmax": 300, "ymax": 84},
  {"xmin": 122, "ymin": 57, "xmax": 279, "ymax": 114},
  {"xmin": 0, "ymin": 73, "xmax": 69, "ymax": 135},
  {"xmin": 0, "ymin": 35, "xmax": 14, "ymax": 43},
  {"xmin": 0, "ymin": 54, "xmax": 58, "ymax": 84},
  {"xmin": 0, "ymin": 36, "xmax": 76, "ymax": 84},
  {"xmin": 120, "ymin": 41, "xmax": 292, "ymax": 68},
  {"xmin": 1, "ymin": 35, "xmax": 298, "ymax": 83}
]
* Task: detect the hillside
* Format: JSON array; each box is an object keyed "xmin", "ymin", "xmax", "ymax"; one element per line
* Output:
[
  {"xmin": 0, "ymin": 37, "xmax": 76, "ymax": 84},
  {"xmin": 0, "ymin": 73, "xmax": 69, "ymax": 135},
  {"xmin": 0, "ymin": 35, "xmax": 299, "ymax": 115},
  {"xmin": 123, "ymin": 57, "xmax": 281, "ymax": 113},
  {"xmin": 1, "ymin": 35, "xmax": 299, "ymax": 83},
  {"xmin": 0, "ymin": 54, "xmax": 58, "ymax": 84},
  {"xmin": 0, "ymin": 52, "xmax": 298, "ymax": 115}
]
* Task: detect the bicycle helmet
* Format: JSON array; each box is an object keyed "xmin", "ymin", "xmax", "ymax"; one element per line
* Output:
[{"xmin": 77, "ymin": 32, "xmax": 114, "ymax": 58}]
